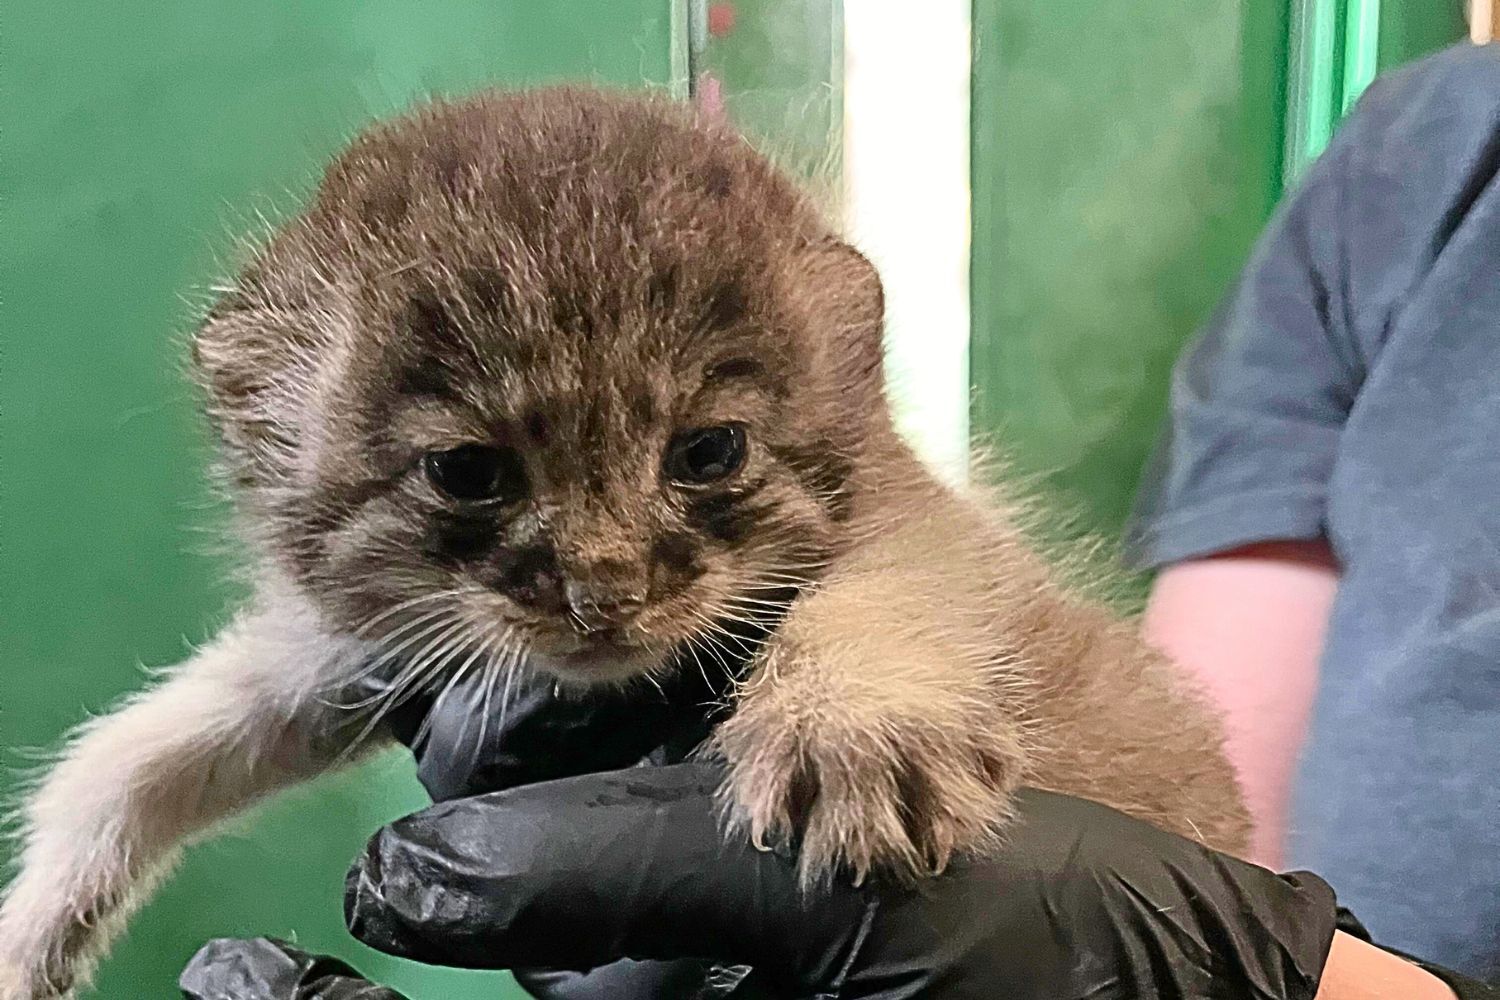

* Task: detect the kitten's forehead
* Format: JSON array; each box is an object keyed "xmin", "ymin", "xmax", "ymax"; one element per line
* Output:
[
  {"xmin": 383, "ymin": 318, "xmax": 772, "ymax": 454},
  {"xmin": 299, "ymin": 88, "xmax": 818, "ymax": 403},
  {"xmin": 372, "ymin": 250, "xmax": 775, "ymax": 409},
  {"xmin": 308, "ymin": 86, "xmax": 822, "ymax": 285}
]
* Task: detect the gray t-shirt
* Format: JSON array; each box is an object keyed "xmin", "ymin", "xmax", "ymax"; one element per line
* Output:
[{"xmin": 1126, "ymin": 42, "xmax": 1500, "ymax": 979}]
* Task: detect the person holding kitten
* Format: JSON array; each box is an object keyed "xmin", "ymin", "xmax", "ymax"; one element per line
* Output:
[
  {"xmin": 178, "ymin": 42, "xmax": 1499, "ymax": 1000},
  {"xmin": 1128, "ymin": 40, "xmax": 1500, "ymax": 982}
]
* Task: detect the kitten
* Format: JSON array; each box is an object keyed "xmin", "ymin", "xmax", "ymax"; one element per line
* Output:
[{"xmin": 0, "ymin": 87, "xmax": 1248, "ymax": 999}]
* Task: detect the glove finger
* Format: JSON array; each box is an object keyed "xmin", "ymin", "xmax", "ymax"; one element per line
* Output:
[
  {"xmin": 409, "ymin": 670, "xmax": 724, "ymax": 801},
  {"xmin": 344, "ymin": 762, "xmax": 870, "ymax": 986},
  {"xmin": 178, "ymin": 938, "xmax": 408, "ymax": 1000},
  {"xmin": 514, "ymin": 959, "xmax": 731, "ymax": 999}
]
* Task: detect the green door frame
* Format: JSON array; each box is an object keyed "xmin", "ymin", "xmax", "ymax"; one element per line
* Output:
[{"xmin": 1284, "ymin": 0, "xmax": 1383, "ymax": 183}]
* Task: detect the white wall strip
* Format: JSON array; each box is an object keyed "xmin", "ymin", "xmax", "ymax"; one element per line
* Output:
[{"xmin": 842, "ymin": 1, "xmax": 972, "ymax": 484}]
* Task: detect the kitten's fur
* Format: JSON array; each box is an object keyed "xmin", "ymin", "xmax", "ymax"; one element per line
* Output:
[{"xmin": 0, "ymin": 88, "xmax": 1248, "ymax": 998}]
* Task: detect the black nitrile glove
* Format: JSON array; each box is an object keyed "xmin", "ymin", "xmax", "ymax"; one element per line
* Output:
[
  {"xmin": 178, "ymin": 937, "xmax": 406, "ymax": 999},
  {"xmin": 342, "ymin": 762, "xmax": 1344, "ymax": 1000},
  {"xmin": 347, "ymin": 658, "xmax": 733, "ymax": 804},
  {"xmin": 372, "ymin": 663, "xmax": 741, "ymax": 997}
]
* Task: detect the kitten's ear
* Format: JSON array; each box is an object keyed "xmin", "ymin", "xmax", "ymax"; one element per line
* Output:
[
  {"xmin": 191, "ymin": 283, "xmax": 331, "ymax": 480},
  {"xmin": 791, "ymin": 238, "xmax": 885, "ymax": 394}
]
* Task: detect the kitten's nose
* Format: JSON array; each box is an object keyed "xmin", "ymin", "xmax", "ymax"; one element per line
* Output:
[{"xmin": 564, "ymin": 580, "xmax": 645, "ymax": 633}]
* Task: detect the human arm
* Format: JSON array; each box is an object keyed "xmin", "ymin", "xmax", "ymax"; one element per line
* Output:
[
  {"xmin": 1319, "ymin": 933, "xmax": 1458, "ymax": 1000},
  {"xmin": 1142, "ymin": 539, "xmax": 1339, "ymax": 868},
  {"xmin": 1123, "ymin": 84, "xmax": 1360, "ymax": 869}
]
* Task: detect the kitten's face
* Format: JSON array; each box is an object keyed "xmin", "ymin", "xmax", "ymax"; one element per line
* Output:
[{"xmin": 196, "ymin": 88, "xmax": 885, "ymax": 685}]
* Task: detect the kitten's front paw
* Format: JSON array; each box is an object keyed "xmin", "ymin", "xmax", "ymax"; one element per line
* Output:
[
  {"xmin": 0, "ymin": 962, "xmax": 21, "ymax": 1000},
  {"xmin": 711, "ymin": 662, "xmax": 1028, "ymax": 887},
  {"xmin": 0, "ymin": 958, "xmax": 66, "ymax": 1000}
]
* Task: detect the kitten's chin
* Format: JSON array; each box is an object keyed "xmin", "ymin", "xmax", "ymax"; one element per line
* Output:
[{"xmin": 527, "ymin": 642, "xmax": 663, "ymax": 686}]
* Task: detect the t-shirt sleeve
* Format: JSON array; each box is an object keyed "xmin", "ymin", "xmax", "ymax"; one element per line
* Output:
[
  {"xmin": 1124, "ymin": 43, "xmax": 1500, "ymax": 570},
  {"xmin": 1122, "ymin": 137, "xmax": 1362, "ymax": 569}
]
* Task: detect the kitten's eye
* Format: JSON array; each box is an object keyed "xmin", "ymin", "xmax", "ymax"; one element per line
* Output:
[
  {"xmin": 424, "ymin": 445, "xmax": 526, "ymax": 502},
  {"xmin": 666, "ymin": 425, "xmax": 747, "ymax": 485}
]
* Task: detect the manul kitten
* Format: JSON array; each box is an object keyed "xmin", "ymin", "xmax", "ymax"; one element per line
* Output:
[{"xmin": 0, "ymin": 87, "xmax": 1248, "ymax": 999}]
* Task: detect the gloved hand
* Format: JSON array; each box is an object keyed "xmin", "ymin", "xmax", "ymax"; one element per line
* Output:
[
  {"xmin": 366, "ymin": 658, "xmax": 741, "ymax": 997},
  {"xmin": 177, "ymin": 665, "xmax": 736, "ymax": 999},
  {"xmin": 337, "ymin": 762, "xmax": 1344, "ymax": 1000},
  {"xmin": 181, "ymin": 671, "xmax": 1498, "ymax": 1000}
]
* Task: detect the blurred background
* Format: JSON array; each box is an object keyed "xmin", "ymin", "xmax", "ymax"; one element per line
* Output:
[{"xmin": 0, "ymin": 1, "xmax": 1470, "ymax": 995}]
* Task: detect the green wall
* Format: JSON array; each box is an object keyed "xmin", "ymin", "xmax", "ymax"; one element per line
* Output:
[
  {"xmin": 1381, "ymin": 0, "xmax": 1468, "ymax": 70},
  {"xmin": 969, "ymin": 1, "xmax": 1291, "ymax": 546},
  {"xmin": 969, "ymin": 0, "xmax": 1465, "ymax": 550},
  {"xmin": 0, "ymin": 4, "xmax": 680, "ymax": 996}
]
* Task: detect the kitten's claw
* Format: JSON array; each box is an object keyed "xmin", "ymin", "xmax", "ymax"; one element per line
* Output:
[
  {"xmin": 0, "ymin": 899, "xmax": 85, "ymax": 1000},
  {"xmin": 0, "ymin": 959, "xmax": 73, "ymax": 1000},
  {"xmin": 711, "ymin": 661, "xmax": 1027, "ymax": 888}
]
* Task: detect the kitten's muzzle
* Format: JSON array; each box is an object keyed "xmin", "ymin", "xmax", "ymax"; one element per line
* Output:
[{"xmin": 564, "ymin": 580, "xmax": 646, "ymax": 634}]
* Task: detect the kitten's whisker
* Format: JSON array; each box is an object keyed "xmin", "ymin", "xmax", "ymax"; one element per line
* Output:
[
  {"xmin": 640, "ymin": 669, "xmax": 666, "ymax": 699},
  {"xmin": 331, "ymin": 623, "xmax": 473, "ymax": 763},
  {"xmin": 355, "ymin": 604, "xmax": 457, "ymax": 653},
  {"xmin": 733, "ymin": 570, "xmax": 819, "ymax": 589},
  {"xmin": 698, "ymin": 607, "xmax": 775, "ymax": 639},
  {"xmin": 337, "ymin": 603, "xmax": 460, "ymax": 681},
  {"xmin": 711, "ymin": 593, "xmax": 784, "ymax": 615},
  {"xmin": 342, "ymin": 619, "xmax": 478, "ymax": 756},
  {"xmin": 474, "ymin": 645, "xmax": 501, "ymax": 756},
  {"xmin": 459, "ymin": 637, "xmax": 527, "ymax": 765},
  {"xmin": 680, "ymin": 613, "xmax": 739, "ymax": 690},
  {"xmin": 719, "ymin": 592, "xmax": 795, "ymax": 610},
  {"xmin": 493, "ymin": 641, "xmax": 528, "ymax": 737},
  {"xmin": 408, "ymin": 628, "xmax": 494, "ymax": 751},
  {"xmin": 386, "ymin": 617, "xmax": 480, "ymax": 702},
  {"xmin": 685, "ymin": 641, "xmax": 716, "ymax": 691},
  {"xmin": 350, "ymin": 589, "xmax": 464, "ymax": 640},
  {"xmin": 323, "ymin": 610, "xmax": 465, "ymax": 706},
  {"xmin": 686, "ymin": 608, "xmax": 756, "ymax": 651},
  {"xmin": 695, "ymin": 592, "xmax": 775, "ymax": 628},
  {"xmin": 474, "ymin": 633, "xmax": 521, "ymax": 759},
  {"xmin": 345, "ymin": 616, "xmax": 470, "ymax": 722}
]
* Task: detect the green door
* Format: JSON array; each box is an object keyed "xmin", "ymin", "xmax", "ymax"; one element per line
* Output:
[{"xmin": 0, "ymin": 4, "xmax": 683, "ymax": 996}]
